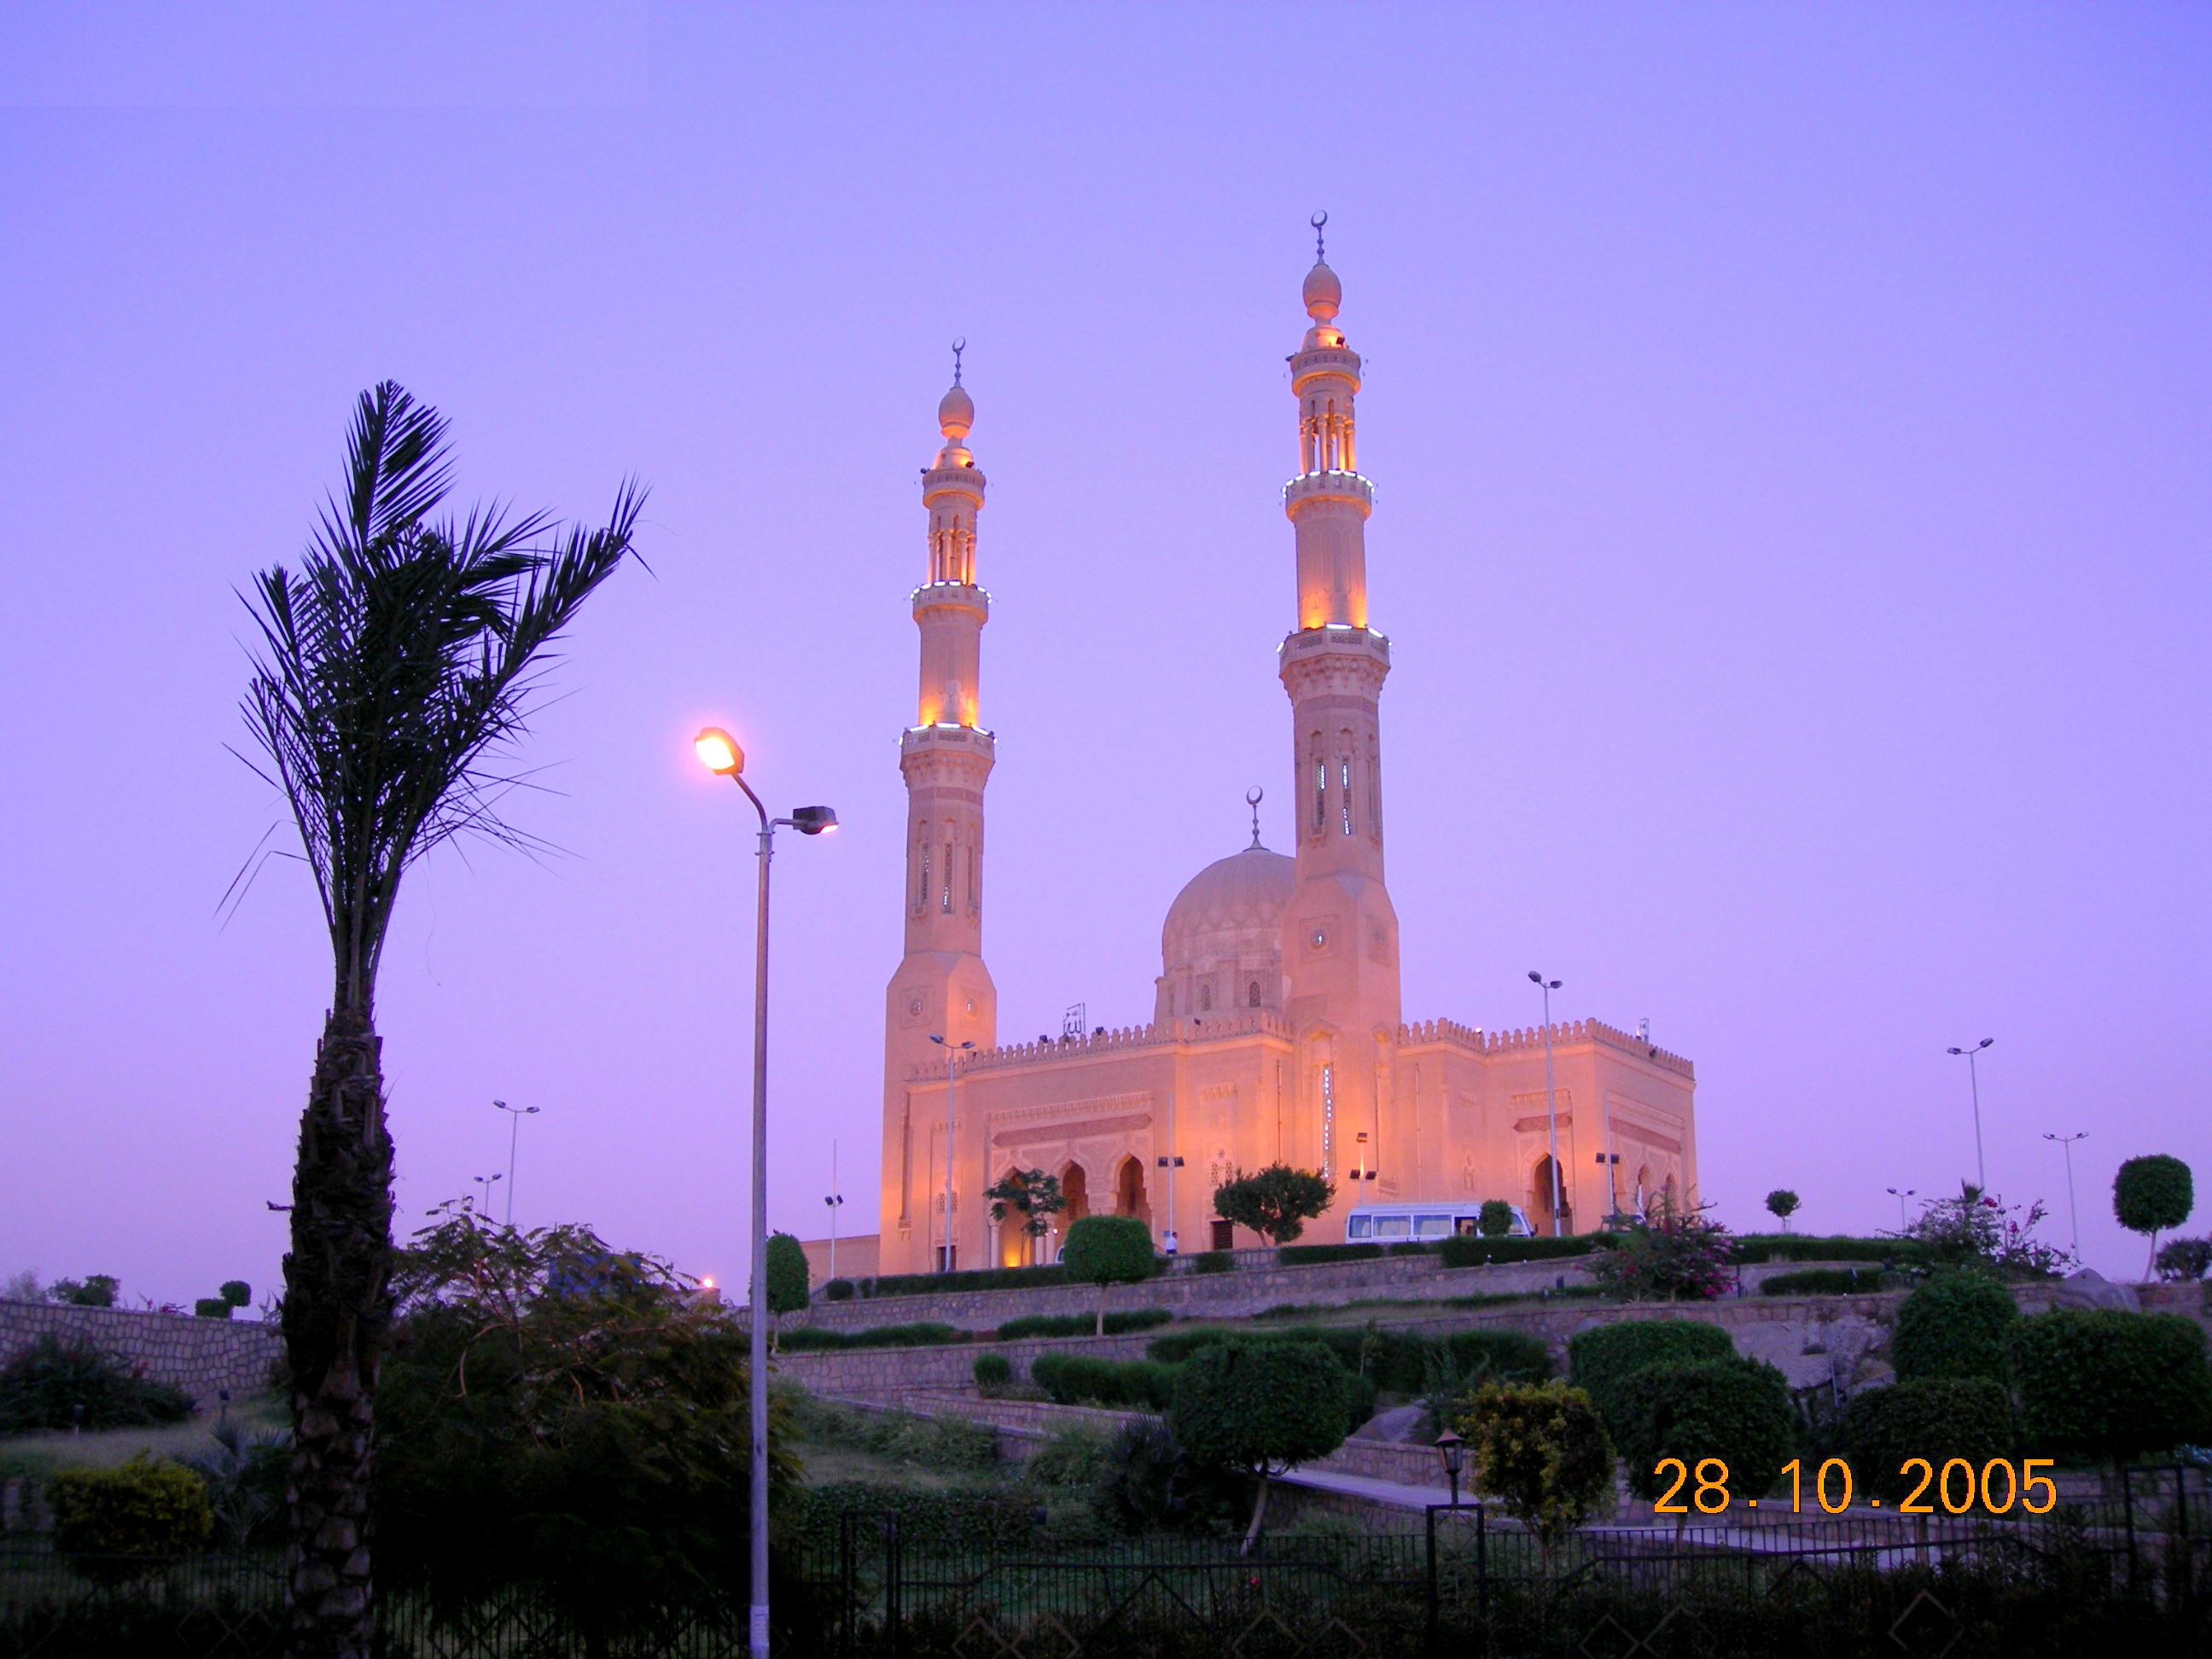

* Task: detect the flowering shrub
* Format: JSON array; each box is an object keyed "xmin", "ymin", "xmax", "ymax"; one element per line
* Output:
[
  {"xmin": 1588, "ymin": 1199, "xmax": 1734, "ymax": 1301},
  {"xmin": 1891, "ymin": 1184, "xmax": 2071, "ymax": 1278}
]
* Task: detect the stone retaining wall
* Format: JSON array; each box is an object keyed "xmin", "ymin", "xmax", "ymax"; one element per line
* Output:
[{"xmin": 0, "ymin": 1299, "xmax": 282, "ymax": 1412}]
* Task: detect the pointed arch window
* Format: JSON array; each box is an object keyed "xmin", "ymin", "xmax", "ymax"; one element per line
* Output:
[
  {"xmin": 916, "ymin": 821, "xmax": 931, "ymax": 914},
  {"xmin": 1339, "ymin": 731, "xmax": 1355, "ymax": 835},
  {"xmin": 1311, "ymin": 735, "xmax": 1327, "ymax": 835},
  {"xmin": 942, "ymin": 836, "xmax": 954, "ymax": 912},
  {"xmin": 1248, "ymin": 981, "xmax": 1261, "ymax": 1008},
  {"xmin": 1198, "ymin": 983, "xmax": 1213, "ymax": 1013}
]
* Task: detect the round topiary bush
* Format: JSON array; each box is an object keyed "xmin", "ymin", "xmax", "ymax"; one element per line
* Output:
[
  {"xmin": 1062, "ymin": 1214, "xmax": 1158, "ymax": 1336},
  {"xmin": 1170, "ymin": 1340, "xmax": 1348, "ymax": 1548},
  {"xmin": 1891, "ymin": 1270, "xmax": 2017, "ymax": 1383},
  {"xmin": 1567, "ymin": 1320, "xmax": 1734, "ymax": 1439},
  {"xmin": 823, "ymin": 1278, "xmax": 856, "ymax": 1301},
  {"xmin": 1615, "ymin": 1357, "xmax": 1796, "ymax": 1503},
  {"xmin": 1842, "ymin": 1379, "xmax": 2014, "ymax": 1504},
  {"xmin": 972, "ymin": 1352, "xmax": 1012, "ymax": 1396},
  {"xmin": 764, "ymin": 1231, "xmax": 812, "ymax": 1316},
  {"xmin": 2013, "ymin": 1309, "xmax": 2212, "ymax": 1462}
]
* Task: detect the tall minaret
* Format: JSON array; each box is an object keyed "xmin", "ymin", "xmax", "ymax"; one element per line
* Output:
[
  {"xmin": 1276, "ymin": 223, "xmax": 1404, "ymax": 1215},
  {"xmin": 880, "ymin": 352, "xmax": 1000, "ymax": 1275}
]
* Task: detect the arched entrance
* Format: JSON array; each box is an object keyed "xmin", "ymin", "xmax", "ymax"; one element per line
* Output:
[
  {"xmin": 1529, "ymin": 1155, "xmax": 1571, "ymax": 1237},
  {"xmin": 1059, "ymin": 1162, "xmax": 1090, "ymax": 1226},
  {"xmin": 1114, "ymin": 1155, "xmax": 1151, "ymax": 1230},
  {"xmin": 1635, "ymin": 1165, "xmax": 1652, "ymax": 1218}
]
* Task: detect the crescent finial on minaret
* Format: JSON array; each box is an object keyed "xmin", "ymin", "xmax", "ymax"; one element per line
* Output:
[
  {"xmin": 1247, "ymin": 785, "xmax": 1265, "ymax": 848},
  {"xmin": 1311, "ymin": 211, "xmax": 1327, "ymax": 263}
]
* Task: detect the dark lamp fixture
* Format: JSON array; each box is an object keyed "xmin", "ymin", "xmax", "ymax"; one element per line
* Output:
[{"xmin": 789, "ymin": 806, "xmax": 838, "ymax": 835}]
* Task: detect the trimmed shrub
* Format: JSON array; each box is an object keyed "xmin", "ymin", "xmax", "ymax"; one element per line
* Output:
[
  {"xmin": 1759, "ymin": 1267, "xmax": 1889, "ymax": 1296},
  {"xmin": 775, "ymin": 1320, "xmax": 965, "ymax": 1352},
  {"xmin": 1615, "ymin": 1357, "xmax": 1796, "ymax": 1502},
  {"xmin": 1030, "ymin": 1353, "xmax": 1180, "ymax": 1411},
  {"xmin": 783, "ymin": 1480, "xmax": 1034, "ymax": 1552},
  {"xmin": 1186, "ymin": 1252, "xmax": 1237, "ymax": 1275},
  {"xmin": 1477, "ymin": 1199, "xmax": 1516, "ymax": 1237},
  {"xmin": 1892, "ymin": 1270, "xmax": 2017, "ymax": 1383},
  {"xmin": 1170, "ymin": 1341, "xmax": 1348, "ymax": 1544},
  {"xmin": 1149, "ymin": 1324, "xmax": 1549, "ymax": 1396},
  {"xmin": 972, "ymin": 1353, "xmax": 1011, "ymax": 1396},
  {"xmin": 2013, "ymin": 1309, "xmax": 2212, "ymax": 1461},
  {"xmin": 1278, "ymin": 1242, "xmax": 1390, "ymax": 1267},
  {"xmin": 765, "ymin": 1232, "xmax": 812, "ymax": 1316},
  {"xmin": 1454, "ymin": 1382, "xmax": 1613, "ymax": 1553},
  {"xmin": 2155, "ymin": 1237, "xmax": 2212, "ymax": 1281},
  {"xmin": 1728, "ymin": 1234, "xmax": 1928, "ymax": 1266},
  {"xmin": 2114, "ymin": 1155, "xmax": 2195, "ymax": 1275},
  {"xmin": 1063, "ymin": 1215, "xmax": 1158, "ymax": 1336},
  {"xmin": 218, "ymin": 1281, "xmax": 252, "ymax": 1308},
  {"xmin": 1842, "ymin": 1379, "xmax": 2014, "ymax": 1504},
  {"xmin": 1092, "ymin": 1417, "xmax": 1244, "ymax": 1536},
  {"xmin": 1438, "ymin": 1235, "xmax": 1602, "ymax": 1268},
  {"xmin": 996, "ymin": 1308, "xmax": 1172, "ymax": 1341},
  {"xmin": 49, "ymin": 1455, "xmax": 212, "ymax": 1578},
  {"xmin": 861, "ymin": 1263, "xmax": 1074, "ymax": 1299},
  {"xmin": 0, "ymin": 1336, "xmax": 195, "ymax": 1434},
  {"xmin": 823, "ymin": 1278, "xmax": 857, "ymax": 1301},
  {"xmin": 1568, "ymin": 1319, "xmax": 1734, "ymax": 1438},
  {"xmin": 193, "ymin": 1298, "xmax": 235, "ymax": 1319}
]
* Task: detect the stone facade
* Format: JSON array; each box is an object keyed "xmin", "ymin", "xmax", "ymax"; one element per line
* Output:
[{"xmin": 0, "ymin": 1298, "xmax": 282, "ymax": 1412}]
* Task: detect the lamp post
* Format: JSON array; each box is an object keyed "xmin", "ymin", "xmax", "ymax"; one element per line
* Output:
[
  {"xmin": 1155, "ymin": 1155, "xmax": 1185, "ymax": 1254},
  {"xmin": 1887, "ymin": 1186, "xmax": 1917, "ymax": 1229},
  {"xmin": 824, "ymin": 1138, "xmax": 844, "ymax": 1282},
  {"xmin": 1434, "ymin": 1429, "xmax": 1465, "ymax": 1509},
  {"xmin": 1945, "ymin": 1037, "xmax": 1994, "ymax": 1193},
  {"xmin": 471, "ymin": 1172, "xmax": 502, "ymax": 1214},
  {"xmin": 930, "ymin": 1033, "xmax": 975, "ymax": 1272},
  {"xmin": 694, "ymin": 724, "xmax": 837, "ymax": 1659},
  {"xmin": 1593, "ymin": 1151, "xmax": 1621, "ymax": 1225},
  {"xmin": 492, "ymin": 1098, "xmax": 538, "ymax": 1227},
  {"xmin": 2043, "ymin": 1132, "xmax": 2087, "ymax": 1260},
  {"xmin": 1528, "ymin": 972, "xmax": 1564, "ymax": 1236}
]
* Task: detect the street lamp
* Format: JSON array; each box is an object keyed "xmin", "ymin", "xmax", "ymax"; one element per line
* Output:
[
  {"xmin": 1155, "ymin": 1155, "xmax": 1185, "ymax": 1254},
  {"xmin": 492, "ymin": 1098, "xmax": 538, "ymax": 1228},
  {"xmin": 1528, "ymin": 972, "xmax": 1564, "ymax": 1237},
  {"xmin": 824, "ymin": 1138, "xmax": 845, "ymax": 1282},
  {"xmin": 1945, "ymin": 1037, "xmax": 1994, "ymax": 1193},
  {"xmin": 1886, "ymin": 1187, "xmax": 1917, "ymax": 1229},
  {"xmin": 694, "ymin": 723, "xmax": 836, "ymax": 1659},
  {"xmin": 471, "ymin": 1172, "xmax": 502, "ymax": 1213},
  {"xmin": 1434, "ymin": 1429, "xmax": 1465, "ymax": 1509},
  {"xmin": 2043, "ymin": 1132, "xmax": 2087, "ymax": 1260},
  {"xmin": 1593, "ymin": 1151, "xmax": 1621, "ymax": 1225},
  {"xmin": 930, "ymin": 1033, "xmax": 975, "ymax": 1272}
]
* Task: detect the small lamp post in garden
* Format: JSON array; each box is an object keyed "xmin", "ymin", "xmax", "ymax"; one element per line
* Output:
[
  {"xmin": 1435, "ymin": 1429, "xmax": 1466, "ymax": 1509},
  {"xmin": 1887, "ymin": 1186, "xmax": 1917, "ymax": 1230}
]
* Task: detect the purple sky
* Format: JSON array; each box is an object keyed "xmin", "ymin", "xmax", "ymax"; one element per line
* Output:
[{"xmin": 3, "ymin": 6, "xmax": 2207, "ymax": 1308}]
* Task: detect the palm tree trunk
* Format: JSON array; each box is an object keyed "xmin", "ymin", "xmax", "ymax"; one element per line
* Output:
[{"xmin": 282, "ymin": 1005, "xmax": 395, "ymax": 1659}]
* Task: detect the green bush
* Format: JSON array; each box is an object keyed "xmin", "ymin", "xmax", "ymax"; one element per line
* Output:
[
  {"xmin": 1147, "ymin": 1324, "xmax": 1548, "ymax": 1397},
  {"xmin": 1478, "ymin": 1199, "xmax": 1516, "ymax": 1237},
  {"xmin": 1170, "ymin": 1341, "xmax": 1348, "ymax": 1544},
  {"xmin": 1091, "ymin": 1417, "xmax": 1244, "ymax": 1535},
  {"xmin": 860, "ymin": 1263, "xmax": 1074, "ymax": 1299},
  {"xmin": 49, "ymin": 1454, "xmax": 212, "ymax": 1577},
  {"xmin": 2013, "ymin": 1309, "xmax": 2212, "ymax": 1461},
  {"xmin": 1438, "ymin": 1235, "xmax": 1603, "ymax": 1268},
  {"xmin": 2155, "ymin": 1237, "xmax": 2212, "ymax": 1281},
  {"xmin": 1453, "ymin": 1382, "xmax": 1613, "ymax": 1552},
  {"xmin": 1185, "ymin": 1252, "xmax": 1237, "ymax": 1275},
  {"xmin": 783, "ymin": 1480, "xmax": 1034, "ymax": 1552},
  {"xmin": 1063, "ymin": 1216, "xmax": 1159, "ymax": 1336},
  {"xmin": 823, "ymin": 1278, "xmax": 857, "ymax": 1301},
  {"xmin": 775, "ymin": 1320, "xmax": 966, "ymax": 1352},
  {"xmin": 1759, "ymin": 1267, "xmax": 1889, "ymax": 1296},
  {"xmin": 765, "ymin": 1231, "xmax": 811, "ymax": 1316},
  {"xmin": 876, "ymin": 1412, "xmax": 998, "ymax": 1471},
  {"xmin": 1339, "ymin": 1370, "xmax": 1380, "ymax": 1436},
  {"xmin": 997, "ymin": 1307, "xmax": 1172, "ymax": 1340},
  {"xmin": 218, "ymin": 1281, "xmax": 252, "ymax": 1309},
  {"xmin": 1842, "ymin": 1379, "xmax": 2014, "ymax": 1504},
  {"xmin": 1024, "ymin": 1425, "xmax": 1111, "ymax": 1489},
  {"xmin": 972, "ymin": 1353, "xmax": 1011, "ymax": 1395},
  {"xmin": 1614, "ymin": 1358, "xmax": 1795, "ymax": 1502},
  {"xmin": 1278, "ymin": 1242, "xmax": 1391, "ymax": 1267},
  {"xmin": 45, "ymin": 1274, "xmax": 119, "ymax": 1307},
  {"xmin": 1567, "ymin": 1319, "xmax": 1734, "ymax": 1438},
  {"xmin": 1892, "ymin": 1270, "xmax": 2017, "ymax": 1383},
  {"xmin": 192, "ymin": 1298, "xmax": 235, "ymax": 1319},
  {"xmin": 1030, "ymin": 1353, "xmax": 1180, "ymax": 1411},
  {"xmin": 2116, "ymin": 1155, "xmax": 2195, "ymax": 1277},
  {"xmin": 0, "ymin": 1336, "xmax": 195, "ymax": 1434},
  {"xmin": 1212, "ymin": 1165, "xmax": 1334, "ymax": 1246},
  {"xmin": 1441, "ymin": 1330, "xmax": 1553, "ymax": 1385},
  {"xmin": 1728, "ymin": 1234, "xmax": 1928, "ymax": 1266}
]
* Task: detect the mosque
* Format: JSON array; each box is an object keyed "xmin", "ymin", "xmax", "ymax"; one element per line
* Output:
[{"xmin": 841, "ymin": 239, "xmax": 1697, "ymax": 1280}]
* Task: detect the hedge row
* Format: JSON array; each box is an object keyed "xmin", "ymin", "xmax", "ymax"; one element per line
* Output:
[
  {"xmin": 1275, "ymin": 1241, "xmax": 1437, "ymax": 1267},
  {"xmin": 826, "ymin": 1262, "xmax": 1084, "ymax": 1301},
  {"xmin": 996, "ymin": 1308, "xmax": 1173, "ymax": 1341},
  {"xmin": 1760, "ymin": 1267, "xmax": 1890, "ymax": 1297},
  {"xmin": 1437, "ymin": 1235, "xmax": 1609, "ymax": 1268},
  {"xmin": 1148, "ymin": 1324, "xmax": 1549, "ymax": 1394},
  {"xmin": 1727, "ymin": 1234, "xmax": 1930, "ymax": 1266},
  {"xmin": 777, "ymin": 1320, "xmax": 967, "ymax": 1352},
  {"xmin": 1030, "ymin": 1353, "xmax": 1180, "ymax": 1412}
]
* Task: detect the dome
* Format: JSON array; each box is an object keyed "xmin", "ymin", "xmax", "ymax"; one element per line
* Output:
[
  {"xmin": 938, "ymin": 382, "xmax": 975, "ymax": 439},
  {"xmin": 1161, "ymin": 843, "xmax": 1295, "ymax": 954},
  {"xmin": 1301, "ymin": 259, "xmax": 1342, "ymax": 322}
]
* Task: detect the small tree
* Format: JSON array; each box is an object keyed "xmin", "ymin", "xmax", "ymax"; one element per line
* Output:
[
  {"xmin": 764, "ymin": 1231, "xmax": 811, "ymax": 1335},
  {"xmin": 1456, "ymin": 1382, "xmax": 1613, "ymax": 1563},
  {"xmin": 984, "ymin": 1167, "xmax": 1067, "ymax": 1266},
  {"xmin": 1763, "ymin": 1190, "xmax": 1800, "ymax": 1232},
  {"xmin": 2155, "ymin": 1237, "xmax": 2212, "ymax": 1282},
  {"xmin": 1617, "ymin": 1358, "xmax": 1796, "ymax": 1507},
  {"xmin": 1062, "ymin": 1215, "xmax": 1155, "ymax": 1336},
  {"xmin": 1169, "ymin": 1341, "xmax": 1348, "ymax": 1551},
  {"xmin": 1894, "ymin": 1182, "xmax": 2071, "ymax": 1277},
  {"xmin": 220, "ymin": 1281, "xmax": 253, "ymax": 1310},
  {"xmin": 2115, "ymin": 1155, "xmax": 2195, "ymax": 1280},
  {"xmin": 1476, "ymin": 1199, "xmax": 1516, "ymax": 1238},
  {"xmin": 47, "ymin": 1274, "xmax": 119, "ymax": 1308},
  {"xmin": 1212, "ymin": 1164, "xmax": 1335, "ymax": 1247}
]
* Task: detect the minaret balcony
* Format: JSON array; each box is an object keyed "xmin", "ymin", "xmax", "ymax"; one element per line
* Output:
[
  {"xmin": 1282, "ymin": 469, "xmax": 1375, "ymax": 513},
  {"xmin": 911, "ymin": 581, "xmax": 992, "ymax": 620},
  {"xmin": 900, "ymin": 722, "xmax": 996, "ymax": 760},
  {"xmin": 1289, "ymin": 346, "xmax": 1362, "ymax": 391},
  {"xmin": 1278, "ymin": 623, "xmax": 1391, "ymax": 671}
]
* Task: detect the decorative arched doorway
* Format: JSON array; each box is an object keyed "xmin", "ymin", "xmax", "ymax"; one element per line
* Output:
[
  {"xmin": 1060, "ymin": 1161, "xmax": 1090, "ymax": 1230},
  {"xmin": 1114, "ymin": 1155, "xmax": 1151, "ymax": 1230},
  {"xmin": 1529, "ymin": 1155, "xmax": 1571, "ymax": 1237}
]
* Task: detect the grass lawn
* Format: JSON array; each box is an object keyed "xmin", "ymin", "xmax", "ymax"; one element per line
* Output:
[{"xmin": 0, "ymin": 1394, "xmax": 288, "ymax": 1482}]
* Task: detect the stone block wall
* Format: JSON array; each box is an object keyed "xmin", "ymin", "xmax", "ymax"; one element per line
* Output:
[{"xmin": 0, "ymin": 1299, "xmax": 283, "ymax": 1412}]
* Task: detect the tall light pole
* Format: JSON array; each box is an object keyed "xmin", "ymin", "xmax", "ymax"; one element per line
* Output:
[
  {"xmin": 1946, "ymin": 1037, "xmax": 1994, "ymax": 1192},
  {"xmin": 492, "ymin": 1098, "xmax": 538, "ymax": 1228},
  {"xmin": 694, "ymin": 725, "xmax": 837, "ymax": 1659},
  {"xmin": 930, "ymin": 1033, "xmax": 975, "ymax": 1272},
  {"xmin": 1155, "ymin": 1155, "xmax": 1185, "ymax": 1254},
  {"xmin": 1887, "ymin": 1186, "xmax": 1917, "ymax": 1230},
  {"xmin": 824, "ymin": 1138, "xmax": 844, "ymax": 1281},
  {"xmin": 471, "ymin": 1172, "xmax": 502, "ymax": 1214},
  {"xmin": 1529, "ymin": 972, "xmax": 1564, "ymax": 1236},
  {"xmin": 2043, "ymin": 1132, "xmax": 2087, "ymax": 1260}
]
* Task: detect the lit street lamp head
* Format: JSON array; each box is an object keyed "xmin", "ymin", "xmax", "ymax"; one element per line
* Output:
[
  {"xmin": 789, "ymin": 806, "xmax": 838, "ymax": 835},
  {"xmin": 694, "ymin": 726, "xmax": 744, "ymax": 776}
]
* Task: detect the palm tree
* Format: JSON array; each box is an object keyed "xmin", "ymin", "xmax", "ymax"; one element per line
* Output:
[{"xmin": 238, "ymin": 381, "xmax": 642, "ymax": 1659}]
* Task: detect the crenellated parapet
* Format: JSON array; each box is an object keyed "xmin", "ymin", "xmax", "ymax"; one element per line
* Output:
[
  {"xmin": 907, "ymin": 1010, "xmax": 1295, "ymax": 1081},
  {"xmin": 1398, "ymin": 1016, "xmax": 1695, "ymax": 1078}
]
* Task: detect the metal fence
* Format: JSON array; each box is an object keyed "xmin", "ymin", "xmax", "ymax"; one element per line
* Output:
[{"xmin": 2, "ymin": 1467, "xmax": 2205, "ymax": 1658}]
